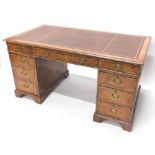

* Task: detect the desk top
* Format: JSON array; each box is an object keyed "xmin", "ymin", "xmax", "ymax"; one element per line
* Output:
[{"xmin": 5, "ymin": 25, "xmax": 151, "ymax": 64}]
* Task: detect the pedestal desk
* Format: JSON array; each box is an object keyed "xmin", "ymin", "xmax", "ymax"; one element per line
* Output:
[{"xmin": 5, "ymin": 25, "xmax": 151, "ymax": 131}]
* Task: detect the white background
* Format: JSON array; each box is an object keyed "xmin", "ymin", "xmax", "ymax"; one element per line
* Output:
[{"xmin": 0, "ymin": 0, "xmax": 155, "ymax": 155}]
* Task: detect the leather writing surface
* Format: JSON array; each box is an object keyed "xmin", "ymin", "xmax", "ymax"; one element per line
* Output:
[
  {"xmin": 103, "ymin": 35, "xmax": 144, "ymax": 58},
  {"xmin": 38, "ymin": 28, "xmax": 115, "ymax": 52}
]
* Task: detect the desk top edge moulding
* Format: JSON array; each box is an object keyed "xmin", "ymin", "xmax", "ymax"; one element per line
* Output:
[{"xmin": 5, "ymin": 25, "xmax": 151, "ymax": 131}]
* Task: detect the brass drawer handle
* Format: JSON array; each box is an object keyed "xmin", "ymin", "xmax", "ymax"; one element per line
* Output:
[
  {"xmin": 113, "ymin": 63, "xmax": 122, "ymax": 70},
  {"xmin": 110, "ymin": 106, "xmax": 117, "ymax": 113},
  {"xmin": 23, "ymin": 83, "xmax": 29, "ymax": 88},
  {"xmin": 79, "ymin": 57, "xmax": 86, "ymax": 64},
  {"xmin": 19, "ymin": 57, "xmax": 26, "ymax": 63},
  {"xmin": 113, "ymin": 76, "xmax": 121, "ymax": 84},
  {"xmin": 43, "ymin": 49, "xmax": 49, "ymax": 57},
  {"xmin": 112, "ymin": 93, "xmax": 119, "ymax": 99},
  {"xmin": 21, "ymin": 70, "xmax": 27, "ymax": 76},
  {"xmin": 15, "ymin": 46, "xmax": 24, "ymax": 53}
]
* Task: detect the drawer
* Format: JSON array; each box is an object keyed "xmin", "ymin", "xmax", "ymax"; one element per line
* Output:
[
  {"xmin": 98, "ymin": 86, "xmax": 135, "ymax": 107},
  {"xmin": 96, "ymin": 101, "xmax": 132, "ymax": 122},
  {"xmin": 33, "ymin": 47, "xmax": 66, "ymax": 61},
  {"xmin": 12, "ymin": 66, "xmax": 35, "ymax": 82},
  {"xmin": 33, "ymin": 47, "xmax": 98, "ymax": 67},
  {"xmin": 15, "ymin": 79, "xmax": 38, "ymax": 94},
  {"xmin": 10, "ymin": 54, "xmax": 35, "ymax": 68},
  {"xmin": 65, "ymin": 53, "xmax": 98, "ymax": 67},
  {"xmin": 7, "ymin": 42, "xmax": 33, "ymax": 54},
  {"xmin": 98, "ymin": 70, "xmax": 138, "ymax": 92},
  {"xmin": 98, "ymin": 59, "xmax": 141, "ymax": 75}
]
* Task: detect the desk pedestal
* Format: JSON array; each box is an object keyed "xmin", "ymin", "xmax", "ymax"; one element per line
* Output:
[{"xmin": 9, "ymin": 53, "xmax": 69, "ymax": 103}]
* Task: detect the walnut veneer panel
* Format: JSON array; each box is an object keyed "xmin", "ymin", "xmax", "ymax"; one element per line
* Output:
[
  {"xmin": 98, "ymin": 86, "xmax": 135, "ymax": 107},
  {"xmin": 10, "ymin": 54, "xmax": 35, "ymax": 68},
  {"xmin": 96, "ymin": 101, "xmax": 132, "ymax": 122},
  {"xmin": 98, "ymin": 70, "xmax": 138, "ymax": 92}
]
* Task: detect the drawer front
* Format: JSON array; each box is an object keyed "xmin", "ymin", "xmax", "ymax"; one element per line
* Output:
[
  {"xmin": 7, "ymin": 42, "xmax": 33, "ymax": 54},
  {"xmin": 15, "ymin": 79, "xmax": 38, "ymax": 94},
  {"xmin": 98, "ymin": 59, "xmax": 141, "ymax": 75},
  {"xmin": 98, "ymin": 86, "xmax": 135, "ymax": 107},
  {"xmin": 98, "ymin": 70, "xmax": 138, "ymax": 92},
  {"xmin": 12, "ymin": 66, "xmax": 35, "ymax": 82},
  {"xmin": 33, "ymin": 47, "xmax": 66, "ymax": 61},
  {"xmin": 10, "ymin": 54, "xmax": 35, "ymax": 68},
  {"xmin": 96, "ymin": 101, "xmax": 131, "ymax": 122},
  {"xmin": 65, "ymin": 53, "xmax": 98, "ymax": 67},
  {"xmin": 33, "ymin": 47, "xmax": 98, "ymax": 67}
]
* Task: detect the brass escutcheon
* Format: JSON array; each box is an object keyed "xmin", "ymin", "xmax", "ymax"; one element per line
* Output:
[
  {"xmin": 114, "ymin": 63, "xmax": 122, "ymax": 70},
  {"xmin": 112, "ymin": 92, "xmax": 119, "ymax": 99},
  {"xmin": 43, "ymin": 49, "xmax": 49, "ymax": 57},
  {"xmin": 21, "ymin": 70, "xmax": 27, "ymax": 76},
  {"xmin": 113, "ymin": 76, "xmax": 121, "ymax": 84},
  {"xmin": 23, "ymin": 83, "xmax": 29, "ymax": 88},
  {"xmin": 79, "ymin": 57, "xmax": 86, "ymax": 64},
  {"xmin": 16, "ymin": 46, "xmax": 24, "ymax": 53},
  {"xmin": 19, "ymin": 57, "xmax": 26, "ymax": 63},
  {"xmin": 110, "ymin": 107, "xmax": 117, "ymax": 113}
]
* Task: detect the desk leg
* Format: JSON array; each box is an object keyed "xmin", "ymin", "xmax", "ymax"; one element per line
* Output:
[{"xmin": 93, "ymin": 114, "xmax": 107, "ymax": 122}]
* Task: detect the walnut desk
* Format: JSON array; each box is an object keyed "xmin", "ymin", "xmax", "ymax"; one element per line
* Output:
[{"xmin": 5, "ymin": 25, "xmax": 151, "ymax": 131}]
